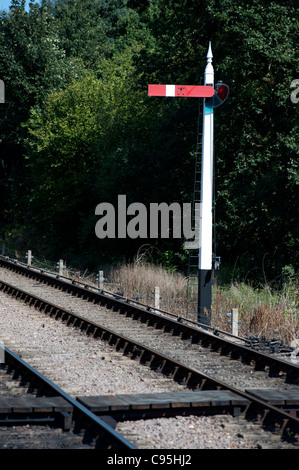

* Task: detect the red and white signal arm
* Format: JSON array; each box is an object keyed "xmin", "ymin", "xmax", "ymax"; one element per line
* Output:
[
  {"xmin": 205, "ymin": 82, "xmax": 229, "ymax": 108},
  {"xmin": 148, "ymin": 84, "xmax": 215, "ymax": 98}
]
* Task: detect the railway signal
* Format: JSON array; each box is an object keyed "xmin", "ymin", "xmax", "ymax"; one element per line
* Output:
[{"xmin": 148, "ymin": 42, "xmax": 228, "ymax": 326}]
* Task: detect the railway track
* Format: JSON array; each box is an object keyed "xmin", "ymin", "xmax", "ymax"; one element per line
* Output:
[
  {"xmin": 0, "ymin": 256, "xmax": 298, "ymax": 388},
  {"xmin": 0, "ymin": 343, "xmax": 136, "ymax": 449},
  {"xmin": 0, "ymin": 255, "xmax": 298, "ymax": 449}
]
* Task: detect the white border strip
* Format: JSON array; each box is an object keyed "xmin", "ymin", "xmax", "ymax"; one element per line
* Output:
[{"xmin": 166, "ymin": 84, "xmax": 175, "ymax": 97}]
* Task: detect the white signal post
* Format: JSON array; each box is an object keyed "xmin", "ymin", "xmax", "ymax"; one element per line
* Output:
[{"xmin": 198, "ymin": 41, "xmax": 214, "ymax": 325}]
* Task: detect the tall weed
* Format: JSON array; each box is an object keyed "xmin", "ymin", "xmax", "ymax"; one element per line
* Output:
[{"xmin": 106, "ymin": 262, "xmax": 298, "ymax": 345}]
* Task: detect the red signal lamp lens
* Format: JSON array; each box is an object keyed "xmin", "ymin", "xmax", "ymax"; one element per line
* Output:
[
  {"xmin": 205, "ymin": 82, "xmax": 229, "ymax": 108},
  {"xmin": 217, "ymin": 84, "xmax": 229, "ymax": 101}
]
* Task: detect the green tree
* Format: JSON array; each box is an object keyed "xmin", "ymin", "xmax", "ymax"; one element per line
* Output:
[
  {"xmin": 25, "ymin": 49, "xmax": 148, "ymax": 260},
  {"xmin": 0, "ymin": 0, "xmax": 80, "ymax": 226},
  {"xmin": 46, "ymin": 0, "xmax": 130, "ymax": 67}
]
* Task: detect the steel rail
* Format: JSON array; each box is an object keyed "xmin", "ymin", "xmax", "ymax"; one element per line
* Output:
[
  {"xmin": 0, "ymin": 255, "xmax": 298, "ymax": 384},
  {"xmin": 0, "ymin": 343, "xmax": 136, "ymax": 449},
  {"xmin": 0, "ymin": 278, "xmax": 298, "ymax": 441},
  {"xmin": 1, "ymin": 255, "xmax": 235, "ymax": 333}
]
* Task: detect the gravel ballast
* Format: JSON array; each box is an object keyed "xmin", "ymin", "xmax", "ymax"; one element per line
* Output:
[{"xmin": 0, "ymin": 285, "xmax": 298, "ymax": 449}]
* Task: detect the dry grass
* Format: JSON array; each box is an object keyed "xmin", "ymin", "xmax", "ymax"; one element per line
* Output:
[
  {"xmin": 212, "ymin": 281, "xmax": 299, "ymax": 344},
  {"xmin": 105, "ymin": 261, "xmax": 298, "ymax": 346},
  {"xmin": 106, "ymin": 261, "xmax": 187, "ymax": 313}
]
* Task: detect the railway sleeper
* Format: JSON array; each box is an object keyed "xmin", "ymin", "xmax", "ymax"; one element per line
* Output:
[
  {"xmin": 180, "ymin": 330, "xmax": 192, "ymax": 341},
  {"xmin": 85, "ymin": 324, "xmax": 96, "ymax": 336},
  {"xmin": 245, "ymin": 402, "xmax": 299, "ymax": 440},
  {"xmin": 120, "ymin": 342, "xmax": 136, "ymax": 358},
  {"xmin": 100, "ymin": 331, "xmax": 115, "ymax": 345},
  {"xmin": 93, "ymin": 328, "xmax": 109, "ymax": 342},
  {"xmin": 15, "ymin": 290, "xmax": 23, "ymax": 301},
  {"xmin": 60, "ymin": 312, "xmax": 72, "ymax": 323},
  {"xmin": 164, "ymin": 324, "xmax": 182, "ymax": 337},
  {"xmin": 51, "ymin": 307, "xmax": 61, "ymax": 318},
  {"xmin": 66, "ymin": 315, "xmax": 78, "ymax": 327},
  {"xmin": 77, "ymin": 319, "xmax": 88, "ymax": 330},
  {"xmin": 240, "ymin": 352, "xmax": 255, "ymax": 367},
  {"xmin": 254, "ymin": 358, "xmax": 268, "ymax": 372},
  {"xmin": 129, "ymin": 345, "xmax": 146, "ymax": 361},
  {"xmin": 269, "ymin": 364, "xmax": 286, "ymax": 378},
  {"xmin": 113, "ymin": 337, "xmax": 126, "ymax": 351},
  {"xmin": 0, "ymin": 396, "xmax": 73, "ymax": 431},
  {"xmin": 71, "ymin": 414, "xmax": 122, "ymax": 449},
  {"xmin": 189, "ymin": 332, "xmax": 204, "ymax": 345},
  {"xmin": 6, "ymin": 368, "xmax": 50, "ymax": 397},
  {"xmin": 187, "ymin": 374, "xmax": 209, "ymax": 390},
  {"xmin": 147, "ymin": 317, "xmax": 164, "ymax": 329},
  {"xmin": 210, "ymin": 342, "xmax": 232, "ymax": 356},
  {"xmin": 31, "ymin": 298, "xmax": 40, "ymax": 308},
  {"xmin": 22, "ymin": 294, "xmax": 30, "ymax": 304},
  {"xmin": 72, "ymin": 317, "xmax": 85, "ymax": 329},
  {"xmin": 177, "ymin": 370, "xmax": 193, "ymax": 386},
  {"xmin": 200, "ymin": 337, "xmax": 214, "ymax": 349},
  {"xmin": 128, "ymin": 309, "xmax": 142, "ymax": 321},
  {"xmin": 38, "ymin": 301, "xmax": 48, "ymax": 313},
  {"xmin": 286, "ymin": 369, "xmax": 299, "ymax": 385},
  {"xmin": 139, "ymin": 349, "xmax": 154, "ymax": 366},
  {"xmin": 209, "ymin": 340, "xmax": 223, "ymax": 353},
  {"xmin": 43, "ymin": 304, "xmax": 54, "ymax": 315},
  {"xmin": 54, "ymin": 309, "xmax": 64, "ymax": 321},
  {"xmin": 139, "ymin": 313, "xmax": 153, "ymax": 325},
  {"xmin": 230, "ymin": 348, "xmax": 245, "ymax": 361},
  {"xmin": 107, "ymin": 333, "xmax": 121, "ymax": 348}
]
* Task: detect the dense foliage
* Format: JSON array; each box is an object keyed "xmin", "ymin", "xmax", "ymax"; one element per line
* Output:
[{"xmin": 0, "ymin": 0, "xmax": 298, "ymax": 283}]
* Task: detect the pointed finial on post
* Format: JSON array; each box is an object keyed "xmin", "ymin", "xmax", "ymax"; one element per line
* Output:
[
  {"xmin": 205, "ymin": 42, "xmax": 214, "ymax": 86},
  {"xmin": 207, "ymin": 41, "xmax": 213, "ymax": 62}
]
